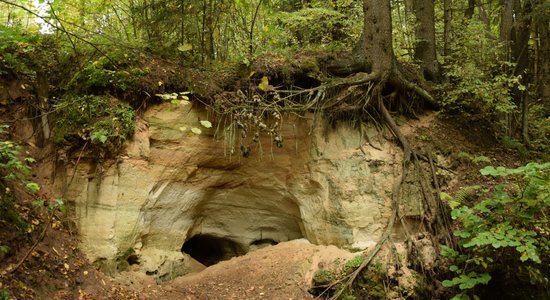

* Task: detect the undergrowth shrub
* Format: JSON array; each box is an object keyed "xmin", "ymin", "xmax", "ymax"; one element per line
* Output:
[
  {"xmin": 0, "ymin": 125, "xmax": 40, "ymax": 232},
  {"xmin": 527, "ymin": 104, "xmax": 550, "ymax": 156},
  {"xmin": 441, "ymin": 162, "xmax": 550, "ymax": 299},
  {"xmin": 273, "ymin": 0, "xmax": 361, "ymax": 51},
  {"xmin": 437, "ymin": 20, "xmax": 523, "ymax": 116},
  {"xmin": 66, "ymin": 51, "xmax": 146, "ymax": 95},
  {"xmin": 54, "ymin": 95, "xmax": 135, "ymax": 153},
  {"xmin": 0, "ymin": 25, "xmax": 58, "ymax": 83}
]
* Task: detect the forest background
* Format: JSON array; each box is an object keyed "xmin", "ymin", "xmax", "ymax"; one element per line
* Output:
[{"xmin": 0, "ymin": 0, "xmax": 548, "ymax": 299}]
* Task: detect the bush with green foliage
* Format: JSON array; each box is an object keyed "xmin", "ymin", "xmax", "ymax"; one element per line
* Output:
[
  {"xmin": 527, "ymin": 106, "xmax": 550, "ymax": 156},
  {"xmin": 54, "ymin": 95, "xmax": 135, "ymax": 152},
  {"xmin": 275, "ymin": 7, "xmax": 354, "ymax": 48},
  {"xmin": 441, "ymin": 162, "xmax": 550, "ymax": 299},
  {"xmin": 66, "ymin": 52, "xmax": 146, "ymax": 95},
  {"xmin": 0, "ymin": 125, "xmax": 40, "ymax": 231},
  {"xmin": 0, "ymin": 25, "xmax": 57, "ymax": 81},
  {"xmin": 438, "ymin": 21, "xmax": 523, "ymax": 116}
]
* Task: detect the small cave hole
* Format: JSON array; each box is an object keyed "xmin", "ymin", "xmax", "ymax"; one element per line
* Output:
[
  {"xmin": 126, "ymin": 254, "xmax": 140, "ymax": 265},
  {"xmin": 249, "ymin": 239, "xmax": 278, "ymax": 251},
  {"xmin": 181, "ymin": 234, "xmax": 245, "ymax": 267}
]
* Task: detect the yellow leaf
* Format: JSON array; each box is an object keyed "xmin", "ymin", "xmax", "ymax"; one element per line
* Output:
[
  {"xmin": 158, "ymin": 80, "xmax": 164, "ymax": 86},
  {"xmin": 177, "ymin": 43, "xmax": 193, "ymax": 52},
  {"xmin": 32, "ymin": 219, "xmax": 40, "ymax": 225},
  {"xmin": 258, "ymin": 76, "xmax": 269, "ymax": 91},
  {"xmin": 31, "ymin": 251, "xmax": 40, "ymax": 257}
]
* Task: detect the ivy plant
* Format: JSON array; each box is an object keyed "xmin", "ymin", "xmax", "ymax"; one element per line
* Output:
[{"xmin": 441, "ymin": 162, "xmax": 550, "ymax": 299}]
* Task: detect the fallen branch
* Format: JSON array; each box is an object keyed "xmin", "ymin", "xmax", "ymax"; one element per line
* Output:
[{"xmin": 7, "ymin": 206, "xmax": 56, "ymax": 275}]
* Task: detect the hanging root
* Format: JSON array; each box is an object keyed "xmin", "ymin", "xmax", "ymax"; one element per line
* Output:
[
  {"xmin": 201, "ymin": 62, "xmax": 449, "ymax": 298},
  {"xmin": 328, "ymin": 98, "xmax": 413, "ymax": 300},
  {"xmin": 322, "ymin": 77, "xmax": 450, "ymax": 298}
]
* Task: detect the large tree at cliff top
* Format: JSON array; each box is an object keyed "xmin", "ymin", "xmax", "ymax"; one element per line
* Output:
[
  {"xmin": 350, "ymin": 0, "xmax": 437, "ymax": 128},
  {"xmin": 327, "ymin": 1, "xmax": 445, "ymax": 297}
]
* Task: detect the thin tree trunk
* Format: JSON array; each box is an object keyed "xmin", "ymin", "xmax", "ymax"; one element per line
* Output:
[
  {"xmin": 443, "ymin": 0, "xmax": 452, "ymax": 59},
  {"xmin": 534, "ymin": 2, "xmax": 550, "ymax": 116},
  {"xmin": 499, "ymin": 0, "xmax": 515, "ymax": 136},
  {"xmin": 180, "ymin": 0, "xmax": 185, "ymax": 46},
  {"xmin": 513, "ymin": 0, "xmax": 532, "ymax": 138},
  {"xmin": 499, "ymin": 0, "xmax": 514, "ymax": 62},
  {"xmin": 475, "ymin": 0, "xmax": 491, "ymax": 33},
  {"xmin": 464, "ymin": 0, "xmax": 475, "ymax": 20},
  {"xmin": 412, "ymin": 0, "xmax": 440, "ymax": 82}
]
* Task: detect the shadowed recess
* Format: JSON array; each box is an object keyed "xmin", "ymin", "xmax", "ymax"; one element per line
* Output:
[{"xmin": 181, "ymin": 234, "xmax": 246, "ymax": 266}]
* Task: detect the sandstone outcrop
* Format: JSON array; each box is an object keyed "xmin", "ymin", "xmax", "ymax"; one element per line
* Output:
[{"xmin": 58, "ymin": 102, "xmax": 424, "ymax": 279}]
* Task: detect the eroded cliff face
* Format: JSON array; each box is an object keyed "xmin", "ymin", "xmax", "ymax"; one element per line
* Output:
[{"xmin": 58, "ymin": 102, "xmax": 424, "ymax": 279}]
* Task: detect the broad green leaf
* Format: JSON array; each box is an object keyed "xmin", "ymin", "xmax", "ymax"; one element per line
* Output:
[
  {"xmin": 26, "ymin": 182, "xmax": 40, "ymax": 193},
  {"xmin": 191, "ymin": 127, "xmax": 202, "ymax": 135},
  {"xmin": 200, "ymin": 120, "xmax": 212, "ymax": 128}
]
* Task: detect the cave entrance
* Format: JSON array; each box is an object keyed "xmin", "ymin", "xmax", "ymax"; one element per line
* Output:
[{"xmin": 181, "ymin": 234, "xmax": 246, "ymax": 266}]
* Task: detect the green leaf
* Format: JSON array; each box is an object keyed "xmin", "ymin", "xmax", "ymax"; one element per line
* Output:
[
  {"xmin": 25, "ymin": 182, "xmax": 40, "ymax": 193},
  {"xmin": 32, "ymin": 199, "xmax": 45, "ymax": 207},
  {"xmin": 191, "ymin": 127, "xmax": 202, "ymax": 135},
  {"xmin": 200, "ymin": 120, "xmax": 212, "ymax": 128},
  {"xmin": 442, "ymin": 279, "xmax": 455, "ymax": 287}
]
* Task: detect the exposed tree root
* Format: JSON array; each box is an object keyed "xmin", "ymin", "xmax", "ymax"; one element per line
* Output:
[
  {"xmin": 201, "ymin": 58, "xmax": 450, "ymax": 299},
  {"xmin": 328, "ymin": 98, "xmax": 412, "ymax": 300}
]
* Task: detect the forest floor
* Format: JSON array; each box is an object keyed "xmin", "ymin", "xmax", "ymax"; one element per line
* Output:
[{"xmin": 0, "ymin": 110, "xmax": 528, "ymax": 299}]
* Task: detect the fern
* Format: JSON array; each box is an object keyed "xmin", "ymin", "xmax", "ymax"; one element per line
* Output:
[{"xmin": 440, "ymin": 185, "xmax": 481, "ymax": 209}]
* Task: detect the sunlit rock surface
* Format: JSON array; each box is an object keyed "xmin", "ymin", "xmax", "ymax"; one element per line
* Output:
[{"xmin": 59, "ymin": 102, "xmax": 423, "ymax": 278}]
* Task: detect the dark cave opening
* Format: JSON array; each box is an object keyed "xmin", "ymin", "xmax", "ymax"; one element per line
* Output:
[{"xmin": 181, "ymin": 234, "xmax": 246, "ymax": 266}]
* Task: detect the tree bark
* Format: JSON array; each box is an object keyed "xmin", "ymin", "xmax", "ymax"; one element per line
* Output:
[
  {"xmin": 412, "ymin": 0, "xmax": 440, "ymax": 82},
  {"xmin": 539, "ymin": 27, "xmax": 550, "ymax": 116},
  {"xmin": 499, "ymin": 0, "xmax": 514, "ymax": 62},
  {"xmin": 464, "ymin": 0, "xmax": 475, "ymax": 20},
  {"xmin": 475, "ymin": 0, "xmax": 491, "ymax": 33},
  {"xmin": 355, "ymin": 0, "xmax": 393, "ymax": 80},
  {"xmin": 443, "ymin": 0, "xmax": 452, "ymax": 59},
  {"xmin": 533, "ymin": 1, "xmax": 550, "ymax": 116}
]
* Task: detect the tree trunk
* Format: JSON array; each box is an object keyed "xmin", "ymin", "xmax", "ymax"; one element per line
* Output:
[
  {"xmin": 355, "ymin": 0, "xmax": 393, "ymax": 79},
  {"xmin": 513, "ymin": 1, "xmax": 532, "ymax": 139},
  {"xmin": 464, "ymin": 0, "xmax": 475, "ymax": 20},
  {"xmin": 537, "ymin": 17, "xmax": 550, "ymax": 116},
  {"xmin": 532, "ymin": 0, "xmax": 550, "ymax": 116},
  {"xmin": 475, "ymin": 0, "xmax": 491, "ymax": 33},
  {"xmin": 499, "ymin": 0, "xmax": 514, "ymax": 62},
  {"xmin": 412, "ymin": 0, "xmax": 440, "ymax": 82},
  {"xmin": 443, "ymin": 0, "xmax": 452, "ymax": 59}
]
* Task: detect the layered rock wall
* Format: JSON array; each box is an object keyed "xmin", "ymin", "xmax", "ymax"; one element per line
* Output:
[{"xmin": 58, "ymin": 102, "xmax": 423, "ymax": 277}]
